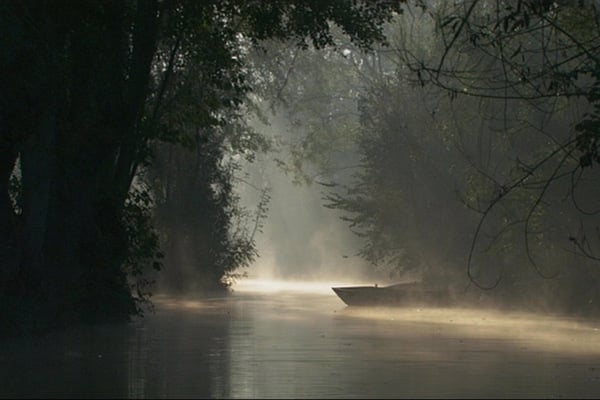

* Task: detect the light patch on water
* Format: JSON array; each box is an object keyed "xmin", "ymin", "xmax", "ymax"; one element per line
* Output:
[
  {"xmin": 338, "ymin": 305, "xmax": 600, "ymax": 356},
  {"xmin": 232, "ymin": 277, "xmax": 367, "ymax": 295},
  {"xmin": 152, "ymin": 294, "xmax": 230, "ymax": 311}
]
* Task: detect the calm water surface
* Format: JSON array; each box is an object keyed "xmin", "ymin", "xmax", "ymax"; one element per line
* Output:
[{"xmin": 2, "ymin": 279, "xmax": 600, "ymax": 398}]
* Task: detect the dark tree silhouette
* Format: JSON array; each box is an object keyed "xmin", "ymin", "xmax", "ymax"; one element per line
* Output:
[{"xmin": 0, "ymin": 0, "xmax": 402, "ymax": 334}]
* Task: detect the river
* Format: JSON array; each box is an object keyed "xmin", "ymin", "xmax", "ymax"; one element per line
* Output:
[{"xmin": 2, "ymin": 279, "xmax": 600, "ymax": 398}]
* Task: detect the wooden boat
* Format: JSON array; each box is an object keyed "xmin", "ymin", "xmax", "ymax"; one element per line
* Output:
[{"xmin": 331, "ymin": 282, "xmax": 451, "ymax": 307}]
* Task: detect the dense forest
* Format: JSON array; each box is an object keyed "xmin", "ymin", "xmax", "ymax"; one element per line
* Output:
[
  {"xmin": 0, "ymin": 0, "xmax": 401, "ymax": 334},
  {"xmin": 257, "ymin": 0, "xmax": 600, "ymax": 315},
  {"xmin": 2, "ymin": 0, "xmax": 600, "ymax": 336}
]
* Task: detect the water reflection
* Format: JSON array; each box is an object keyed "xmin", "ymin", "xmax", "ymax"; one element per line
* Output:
[
  {"xmin": 0, "ymin": 322, "xmax": 133, "ymax": 398},
  {"xmin": 1, "ymin": 280, "xmax": 600, "ymax": 398},
  {"xmin": 129, "ymin": 296, "xmax": 232, "ymax": 398}
]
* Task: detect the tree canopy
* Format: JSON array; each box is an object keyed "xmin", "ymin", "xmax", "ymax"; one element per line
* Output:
[
  {"xmin": 0, "ymin": 0, "xmax": 402, "ymax": 335},
  {"xmin": 250, "ymin": 0, "xmax": 600, "ymax": 315}
]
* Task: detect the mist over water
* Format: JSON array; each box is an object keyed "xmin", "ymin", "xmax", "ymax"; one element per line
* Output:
[
  {"xmin": 248, "ymin": 180, "xmax": 378, "ymax": 284},
  {"xmin": 6, "ymin": 2, "xmax": 600, "ymax": 399},
  {"xmin": 216, "ymin": 138, "xmax": 600, "ymax": 398},
  {"xmin": 236, "ymin": 114, "xmax": 386, "ymax": 287},
  {"xmin": 5, "ymin": 288, "xmax": 600, "ymax": 399}
]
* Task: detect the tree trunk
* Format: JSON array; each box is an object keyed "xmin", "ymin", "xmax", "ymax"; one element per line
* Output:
[
  {"xmin": 0, "ymin": 135, "xmax": 18, "ymax": 283},
  {"xmin": 19, "ymin": 101, "xmax": 57, "ymax": 289}
]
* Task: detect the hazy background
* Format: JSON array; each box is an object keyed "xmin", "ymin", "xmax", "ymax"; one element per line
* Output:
[{"xmin": 237, "ymin": 113, "xmax": 383, "ymax": 285}]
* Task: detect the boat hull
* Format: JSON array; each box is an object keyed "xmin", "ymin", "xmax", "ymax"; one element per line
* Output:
[{"xmin": 332, "ymin": 283, "xmax": 451, "ymax": 307}]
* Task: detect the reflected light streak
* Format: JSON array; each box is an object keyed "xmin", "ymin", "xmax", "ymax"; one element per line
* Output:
[
  {"xmin": 152, "ymin": 294, "xmax": 230, "ymax": 311},
  {"xmin": 338, "ymin": 306, "xmax": 600, "ymax": 356}
]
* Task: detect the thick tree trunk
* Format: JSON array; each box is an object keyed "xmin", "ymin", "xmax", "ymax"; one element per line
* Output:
[
  {"xmin": 1, "ymin": 1, "xmax": 162, "ymax": 333},
  {"xmin": 0, "ymin": 136, "xmax": 18, "ymax": 283},
  {"xmin": 33, "ymin": 1, "xmax": 161, "ymax": 325},
  {"xmin": 113, "ymin": 0, "xmax": 160, "ymax": 207},
  {"xmin": 20, "ymin": 104, "xmax": 56, "ymax": 279},
  {"xmin": 42, "ymin": 151, "xmax": 132, "ymax": 324}
]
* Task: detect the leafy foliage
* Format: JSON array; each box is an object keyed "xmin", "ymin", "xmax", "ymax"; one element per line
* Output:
[
  {"xmin": 0, "ymin": 0, "xmax": 401, "ymax": 332},
  {"xmin": 122, "ymin": 184, "xmax": 163, "ymax": 314},
  {"xmin": 150, "ymin": 123, "xmax": 267, "ymax": 293},
  {"xmin": 256, "ymin": 2, "xmax": 600, "ymax": 313}
]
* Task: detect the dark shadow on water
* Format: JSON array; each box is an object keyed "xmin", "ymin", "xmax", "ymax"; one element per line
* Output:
[{"xmin": 0, "ymin": 295, "xmax": 232, "ymax": 399}]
